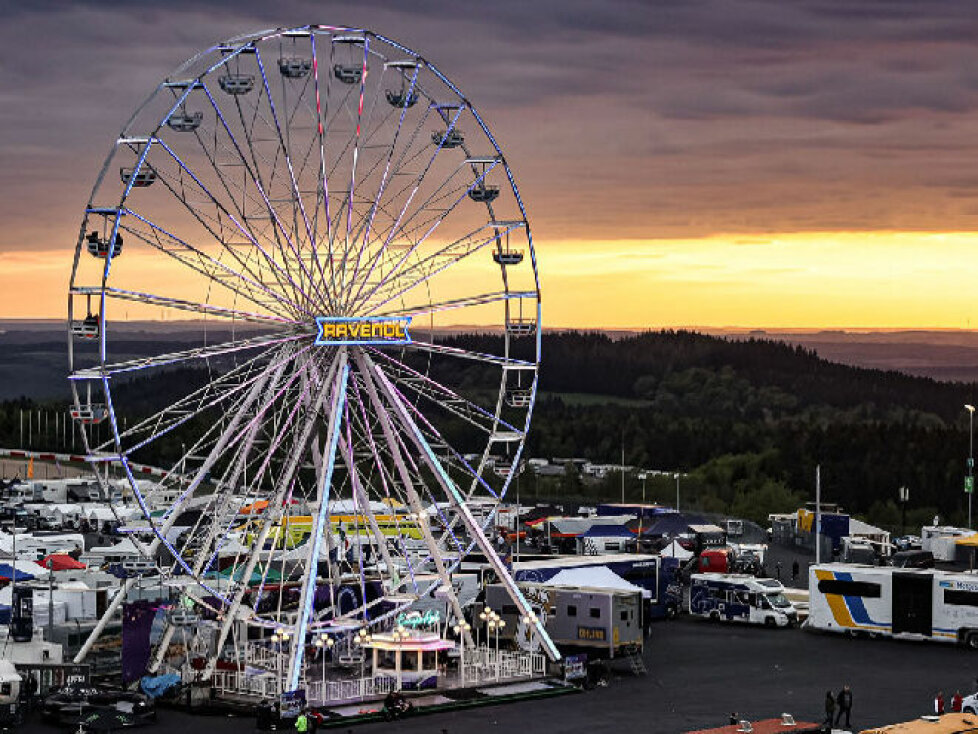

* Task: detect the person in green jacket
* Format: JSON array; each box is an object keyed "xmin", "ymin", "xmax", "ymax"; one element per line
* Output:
[{"xmin": 294, "ymin": 710, "xmax": 308, "ymax": 733}]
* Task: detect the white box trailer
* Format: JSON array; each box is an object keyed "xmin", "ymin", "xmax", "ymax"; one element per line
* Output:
[{"xmin": 808, "ymin": 563, "xmax": 978, "ymax": 647}]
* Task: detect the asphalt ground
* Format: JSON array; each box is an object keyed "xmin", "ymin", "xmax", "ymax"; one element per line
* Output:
[{"xmin": 20, "ymin": 616, "xmax": 978, "ymax": 734}]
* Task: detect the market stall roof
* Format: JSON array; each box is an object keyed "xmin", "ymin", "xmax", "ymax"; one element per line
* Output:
[
  {"xmin": 38, "ymin": 553, "xmax": 86, "ymax": 571},
  {"xmin": 0, "ymin": 560, "xmax": 50, "ymax": 581},
  {"xmin": 545, "ymin": 566, "xmax": 650, "ymax": 598},
  {"xmin": 660, "ymin": 539, "xmax": 694, "ymax": 560}
]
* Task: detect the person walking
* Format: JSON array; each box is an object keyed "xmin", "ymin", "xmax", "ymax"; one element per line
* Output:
[
  {"xmin": 823, "ymin": 691, "xmax": 836, "ymax": 729},
  {"xmin": 935, "ymin": 691, "xmax": 945, "ymax": 716},
  {"xmin": 294, "ymin": 708, "xmax": 309, "ymax": 733},
  {"xmin": 952, "ymin": 690, "xmax": 963, "ymax": 713},
  {"xmin": 775, "ymin": 561, "xmax": 783, "ymax": 581},
  {"xmin": 791, "ymin": 560, "xmax": 800, "ymax": 582},
  {"xmin": 835, "ymin": 685, "xmax": 853, "ymax": 729}
]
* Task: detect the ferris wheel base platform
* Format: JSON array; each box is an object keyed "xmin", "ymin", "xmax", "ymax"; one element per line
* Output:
[{"xmin": 311, "ymin": 679, "xmax": 578, "ymax": 728}]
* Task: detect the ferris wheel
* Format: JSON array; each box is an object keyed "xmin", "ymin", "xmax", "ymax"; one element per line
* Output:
[{"xmin": 67, "ymin": 25, "xmax": 557, "ymax": 683}]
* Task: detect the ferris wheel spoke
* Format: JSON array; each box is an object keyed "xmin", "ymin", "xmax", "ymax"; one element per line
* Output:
[
  {"xmin": 356, "ymin": 221, "xmax": 523, "ymax": 315},
  {"xmin": 369, "ymin": 349, "xmax": 514, "ymax": 438},
  {"xmin": 152, "ymin": 138, "xmax": 307, "ymax": 308},
  {"xmin": 201, "ymin": 84, "xmax": 326, "ymax": 311},
  {"xmin": 71, "ymin": 286, "xmax": 299, "ymax": 326},
  {"xmin": 70, "ymin": 330, "xmax": 307, "ymax": 380},
  {"xmin": 342, "ymin": 66, "xmax": 425, "ymax": 310},
  {"xmin": 344, "ymin": 105, "xmax": 466, "ymax": 307},
  {"xmin": 118, "ymin": 209, "xmax": 306, "ymax": 319},
  {"xmin": 373, "ymin": 289, "xmax": 535, "ymax": 320},
  {"xmin": 344, "ymin": 380, "xmax": 427, "ymax": 587},
  {"xmin": 205, "ymin": 347, "xmax": 344, "ymax": 679},
  {"xmin": 393, "ymin": 339, "xmax": 534, "ymax": 371},
  {"xmin": 310, "ymin": 32, "xmax": 339, "ymax": 304},
  {"xmin": 119, "ymin": 343, "xmax": 311, "ymax": 463},
  {"xmin": 368, "ymin": 355, "xmax": 554, "ymax": 656},
  {"xmin": 254, "ymin": 48, "xmax": 336, "ymax": 314}
]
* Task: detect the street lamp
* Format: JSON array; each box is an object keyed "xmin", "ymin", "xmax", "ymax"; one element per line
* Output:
[
  {"xmin": 391, "ymin": 627, "xmax": 408, "ymax": 691},
  {"xmin": 452, "ymin": 621, "xmax": 471, "ymax": 684},
  {"xmin": 478, "ymin": 606, "xmax": 493, "ymax": 649},
  {"xmin": 270, "ymin": 628, "xmax": 290, "ymax": 694},
  {"xmin": 967, "ymin": 404, "xmax": 975, "ymax": 530},
  {"xmin": 354, "ymin": 627, "xmax": 372, "ymax": 680},
  {"xmin": 488, "ymin": 616, "xmax": 505, "ymax": 680},
  {"xmin": 674, "ymin": 472, "xmax": 681, "ymax": 513},
  {"xmin": 313, "ymin": 634, "xmax": 334, "ymax": 702}
]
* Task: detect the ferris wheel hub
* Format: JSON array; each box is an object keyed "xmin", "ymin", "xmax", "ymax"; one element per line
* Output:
[{"xmin": 312, "ymin": 316, "xmax": 412, "ymax": 346}]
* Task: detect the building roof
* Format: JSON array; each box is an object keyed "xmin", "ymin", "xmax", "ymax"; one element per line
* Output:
[
  {"xmin": 686, "ymin": 719, "xmax": 821, "ymax": 734},
  {"xmin": 860, "ymin": 713, "xmax": 978, "ymax": 733}
]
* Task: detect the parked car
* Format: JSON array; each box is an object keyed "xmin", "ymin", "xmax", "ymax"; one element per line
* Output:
[
  {"xmin": 890, "ymin": 549, "xmax": 934, "ymax": 569},
  {"xmin": 41, "ymin": 686, "xmax": 155, "ymax": 727}
]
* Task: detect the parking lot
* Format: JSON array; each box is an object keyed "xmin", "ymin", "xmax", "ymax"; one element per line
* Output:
[{"xmin": 23, "ymin": 617, "xmax": 978, "ymax": 734}]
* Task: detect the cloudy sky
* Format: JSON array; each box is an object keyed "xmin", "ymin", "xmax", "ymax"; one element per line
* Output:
[{"xmin": 5, "ymin": 1, "xmax": 978, "ymax": 328}]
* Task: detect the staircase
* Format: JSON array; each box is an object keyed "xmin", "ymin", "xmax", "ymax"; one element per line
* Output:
[{"xmin": 624, "ymin": 648, "xmax": 647, "ymax": 676}]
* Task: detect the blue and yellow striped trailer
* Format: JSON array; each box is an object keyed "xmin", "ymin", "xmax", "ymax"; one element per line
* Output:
[{"xmin": 808, "ymin": 563, "xmax": 978, "ymax": 648}]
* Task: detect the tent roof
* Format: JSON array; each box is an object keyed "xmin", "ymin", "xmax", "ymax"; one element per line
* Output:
[
  {"xmin": 660, "ymin": 539, "xmax": 694, "ymax": 559},
  {"xmin": 581, "ymin": 524, "xmax": 634, "ymax": 538},
  {"xmin": 545, "ymin": 566, "xmax": 648, "ymax": 597}
]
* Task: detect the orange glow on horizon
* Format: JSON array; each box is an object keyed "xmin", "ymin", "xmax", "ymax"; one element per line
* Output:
[{"xmin": 4, "ymin": 230, "xmax": 978, "ymax": 330}]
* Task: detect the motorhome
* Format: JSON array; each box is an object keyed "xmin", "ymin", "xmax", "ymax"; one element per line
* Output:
[
  {"xmin": 689, "ymin": 573, "xmax": 798, "ymax": 627},
  {"xmin": 808, "ymin": 563, "xmax": 978, "ymax": 647}
]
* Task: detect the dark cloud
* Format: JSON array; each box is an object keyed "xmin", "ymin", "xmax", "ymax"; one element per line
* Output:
[{"xmin": 5, "ymin": 0, "xmax": 978, "ymax": 255}]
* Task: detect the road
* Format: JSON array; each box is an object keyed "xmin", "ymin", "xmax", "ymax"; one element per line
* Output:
[{"xmin": 24, "ymin": 618, "xmax": 978, "ymax": 733}]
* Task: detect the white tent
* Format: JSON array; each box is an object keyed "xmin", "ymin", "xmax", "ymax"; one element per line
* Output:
[
  {"xmin": 544, "ymin": 566, "xmax": 650, "ymax": 599},
  {"xmin": 660, "ymin": 539, "xmax": 694, "ymax": 560}
]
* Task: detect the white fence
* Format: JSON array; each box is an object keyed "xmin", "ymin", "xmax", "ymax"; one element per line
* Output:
[
  {"xmin": 212, "ymin": 669, "xmax": 281, "ymax": 699},
  {"xmin": 463, "ymin": 646, "xmax": 546, "ymax": 683},
  {"xmin": 305, "ymin": 675, "xmax": 396, "ymax": 705}
]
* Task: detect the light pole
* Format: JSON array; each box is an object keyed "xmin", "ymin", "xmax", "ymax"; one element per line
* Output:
[
  {"xmin": 354, "ymin": 627, "xmax": 372, "ymax": 681},
  {"xmin": 452, "ymin": 621, "xmax": 471, "ymax": 685},
  {"xmin": 271, "ymin": 628, "xmax": 290, "ymax": 695},
  {"xmin": 674, "ymin": 473, "xmax": 681, "ymax": 513},
  {"xmin": 967, "ymin": 404, "xmax": 975, "ymax": 530},
  {"xmin": 313, "ymin": 634, "xmax": 333, "ymax": 702},
  {"xmin": 392, "ymin": 626, "xmax": 407, "ymax": 691},
  {"xmin": 898, "ymin": 486, "xmax": 909, "ymax": 537},
  {"xmin": 478, "ymin": 606, "xmax": 493, "ymax": 650}
]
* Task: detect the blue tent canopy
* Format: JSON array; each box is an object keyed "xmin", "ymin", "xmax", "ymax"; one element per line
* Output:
[{"xmin": 0, "ymin": 564, "xmax": 34, "ymax": 581}]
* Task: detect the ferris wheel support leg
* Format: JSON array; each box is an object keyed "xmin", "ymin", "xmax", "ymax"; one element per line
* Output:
[
  {"xmin": 201, "ymin": 354, "xmax": 343, "ymax": 683},
  {"xmin": 370, "ymin": 358, "xmax": 560, "ymax": 662},
  {"xmin": 288, "ymin": 354, "xmax": 349, "ymax": 691},
  {"xmin": 338, "ymin": 435, "xmax": 399, "ymax": 589},
  {"xmin": 73, "ymin": 576, "xmax": 138, "ymax": 664},
  {"xmin": 149, "ymin": 359, "xmax": 292, "ymax": 674},
  {"xmin": 354, "ymin": 351, "xmax": 472, "ymax": 649}
]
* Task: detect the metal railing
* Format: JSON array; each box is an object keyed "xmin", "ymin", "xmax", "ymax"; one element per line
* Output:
[{"xmin": 212, "ymin": 669, "xmax": 280, "ymax": 699}]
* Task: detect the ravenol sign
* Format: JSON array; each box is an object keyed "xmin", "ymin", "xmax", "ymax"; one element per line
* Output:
[{"xmin": 314, "ymin": 316, "xmax": 411, "ymax": 346}]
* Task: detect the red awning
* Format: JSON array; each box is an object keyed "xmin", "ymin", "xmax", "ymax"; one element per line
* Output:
[{"xmin": 38, "ymin": 553, "xmax": 86, "ymax": 571}]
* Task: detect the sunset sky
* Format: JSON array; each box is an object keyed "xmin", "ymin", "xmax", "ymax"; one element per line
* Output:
[{"xmin": 5, "ymin": 1, "xmax": 978, "ymax": 328}]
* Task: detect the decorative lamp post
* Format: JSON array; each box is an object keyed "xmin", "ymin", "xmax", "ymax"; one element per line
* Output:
[
  {"xmin": 391, "ymin": 627, "xmax": 407, "ymax": 691},
  {"xmin": 313, "ymin": 634, "xmax": 333, "ymax": 702},
  {"xmin": 452, "ymin": 621, "xmax": 471, "ymax": 684},
  {"xmin": 270, "ymin": 628, "xmax": 290, "ymax": 694},
  {"xmin": 478, "ymin": 606, "xmax": 493, "ymax": 649},
  {"xmin": 354, "ymin": 627, "xmax": 372, "ymax": 680}
]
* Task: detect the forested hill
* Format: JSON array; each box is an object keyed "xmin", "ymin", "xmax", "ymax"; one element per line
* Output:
[
  {"xmin": 449, "ymin": 330, "xmax": 965, "ymax": 421},
  {"xmin": 445, "ymin": 330, "xmax": 976, "ymax": 529}
]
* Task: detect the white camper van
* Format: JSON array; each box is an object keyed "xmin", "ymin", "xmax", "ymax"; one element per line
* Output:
[{"xmin": 808, "ymin": 563, "xmax": 978, "ymax": 647}]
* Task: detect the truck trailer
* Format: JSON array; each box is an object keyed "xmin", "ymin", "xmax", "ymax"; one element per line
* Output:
[
  {"xmin": 689, "ymin": 573, "xmax": 798, "ymax": 627},
  {"xmin": 808, "ymin": 563, "xmax": 978, "ymax": 647}
]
